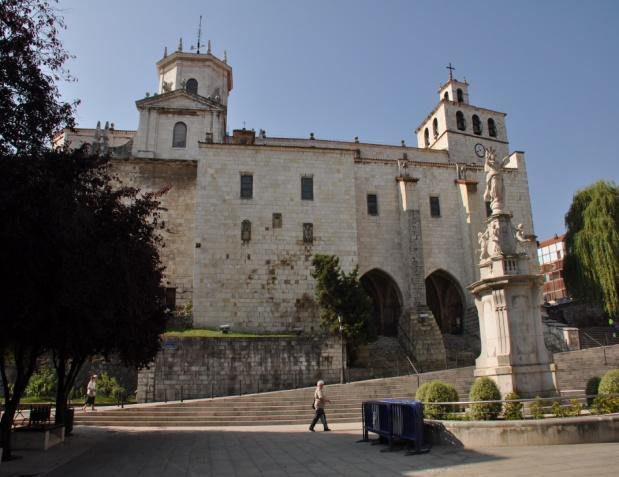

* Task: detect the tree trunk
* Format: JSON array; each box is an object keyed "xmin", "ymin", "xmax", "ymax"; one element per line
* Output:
[
  {"xmin": 54, "ymin": 354, "xmax": 85, "ymax": 425},
  {"xmin": 0, "ymin": 346, "xmax": 40, "ymax": 461}
]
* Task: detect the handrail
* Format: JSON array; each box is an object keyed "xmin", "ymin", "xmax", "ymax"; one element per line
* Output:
[
  {"xmin": 580, "ymin": 330, "xmax": 605, "ymax": 348},
  {"xmin": 579, "ymin": 330, "xmax": 608, "ymax": 364},
  {"xmin": 396, "ymin": 320, "xmax": 422, "ymax": 380},
  {"xmin": 424, "ymin": 392, "xmax": 619, "ymax": 406}
]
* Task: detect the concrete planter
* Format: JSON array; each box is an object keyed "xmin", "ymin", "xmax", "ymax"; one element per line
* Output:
[
  {"xmin": 11, "ymin": 426, "xmax": 65, "ymax": 450},
  {"xmin": 426, "ymin": 413, "xmax": 619, "ymax": 447}
]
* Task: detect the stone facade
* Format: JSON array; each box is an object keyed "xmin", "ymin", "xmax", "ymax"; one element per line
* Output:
[
  {"xmin": 137, "ymin": 336, "xmax": 342, "ymax": 402},
  {"xmin": 54, "ymin": 47, "xmax": 539, "ymax": 367}
]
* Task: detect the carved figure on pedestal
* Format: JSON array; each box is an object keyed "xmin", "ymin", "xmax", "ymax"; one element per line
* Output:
[
  {"xmin": 478, "ymin": 230, "xmax": 489, "ymax": 260},
  {"xmin": 490, "ymin": 221, "xmax": 502, "ymax": 256},
  {"xmin": 483, "ymin": 147, "xmax": 510, "ymax": 214},
  {"xmin": 397, "ymin": 159, "xmax": 410, "ymax": 177}
]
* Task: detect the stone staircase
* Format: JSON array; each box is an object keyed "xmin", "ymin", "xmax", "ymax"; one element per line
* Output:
[
  {"xmin": 579, "ymin": 327, "xmax": 619, "ymax": 349},
  {"xmin": 442, "ymin": 333, "xmax": 480, "ymax": 368},
  {"xmin": 74, "ymin": 371, "xmax": 475, "ymax": 428}
]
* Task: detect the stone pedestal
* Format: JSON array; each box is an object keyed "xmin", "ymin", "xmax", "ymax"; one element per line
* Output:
[{"xmin": 469, "ymin": 213, "xmax": 557, "ymax": 397}]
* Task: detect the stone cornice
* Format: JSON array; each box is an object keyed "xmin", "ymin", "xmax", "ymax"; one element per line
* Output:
[{"xmin": 198, "ymin": 142, "xmax": 356, "ymax": 156}]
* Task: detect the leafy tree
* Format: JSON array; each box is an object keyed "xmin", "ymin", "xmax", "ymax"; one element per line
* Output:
[
  {"xmin": 311, "ymin": 254, "xmax": 376, "ymax": 349},
  {"xmin": 0, "ymin": 151, "xmax": 167, "ymax": 459},
  {"xmin": 0, "ymin": 0, "xmax": 77, "ymax": 155},
  {"xmin": 563, "ymin": 181, "xmax": 619, "ymax": 319}
]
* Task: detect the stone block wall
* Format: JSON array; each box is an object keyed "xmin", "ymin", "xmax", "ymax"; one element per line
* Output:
[
  {"xmin": 553, "ymin": 344, "xmax": 619, "ymax": 392},
  {"xmin": 112, "ymin": 158, "xmax": 197, "ymax": 307},
  {"xmin": 137, "ymin": 336, "xmax": 342, "ymax": 403}
]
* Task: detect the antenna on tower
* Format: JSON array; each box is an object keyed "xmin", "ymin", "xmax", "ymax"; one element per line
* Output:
[{"xmin": 190, "ymin": 15, "xmax": 206, "ymax": 54}]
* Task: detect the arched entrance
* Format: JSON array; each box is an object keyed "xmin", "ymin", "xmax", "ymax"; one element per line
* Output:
[
  {"xmin": 425, "ymin": 270, "xmax": 464, "ymax": 334},
  {"xmin": 360, "ymin": 269, "xmax": 402, "ymax": 337}
]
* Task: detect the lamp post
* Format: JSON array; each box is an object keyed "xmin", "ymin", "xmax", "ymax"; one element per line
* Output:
[{"xmin": 337, "ymin": 314, "xmax": 345, "ymax": 384}]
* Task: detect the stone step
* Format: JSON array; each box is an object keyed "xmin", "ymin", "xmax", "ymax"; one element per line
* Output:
[{"xmin": 75, "ymin": 416, "xmax": 360, "ymax": 427}]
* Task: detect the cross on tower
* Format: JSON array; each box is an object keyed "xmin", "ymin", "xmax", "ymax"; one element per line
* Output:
[{"xmin": 446, "ymin": 63, "xmax": 455, "ymax": 80}]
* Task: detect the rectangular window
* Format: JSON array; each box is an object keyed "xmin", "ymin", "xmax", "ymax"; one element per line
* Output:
[
  {"xmin": 303, "ymin": 223, "xmax": 313, "ymax": 244},
  {"xmin": 240, "ymin": 174, "xmax": 253, "ymax": 199},
  {"xmin": 430, "ymin": 196, "xmax": 441, "ymax": 217},
  {"xmin": 162, "ymin": 287, "xmax": 176, "ymax": 310},
  {"xmin": 301, "ymin": 176, "xmax": 313, "ymax": 201},
  {"xmin": 485, "ymin": 201, "xmax": 492, "ymax": 217},
  {"xmin": 367, "ymin": 194, "xmax": 378, "ymax": 216},
  {"xmin": 272, "ymin": 213, "xmax": 282, "ymax": 229}
]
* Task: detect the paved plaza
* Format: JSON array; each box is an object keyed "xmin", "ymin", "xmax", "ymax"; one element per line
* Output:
[{"xmin": 1, "ymin": 423, "xmax": 618, "ymax": 476}]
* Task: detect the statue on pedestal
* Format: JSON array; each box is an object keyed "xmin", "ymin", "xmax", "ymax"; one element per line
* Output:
[{"xmin": 483, "ymin": 147, "xmax": 510, "ymax": 214}]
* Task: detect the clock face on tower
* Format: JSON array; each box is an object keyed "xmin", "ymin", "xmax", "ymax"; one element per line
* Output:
[{"xmin": 474, "ymin": 143, "xmax": 485, "ymax": 158}]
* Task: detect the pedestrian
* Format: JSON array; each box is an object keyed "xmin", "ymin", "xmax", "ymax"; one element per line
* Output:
[
  {"xmin": 82, "ymin": 374, "xmax": 97, "ymax": 411},
  {"xmin": 309, "ymin": 379, "xmax": 331, "ymax": 432}
]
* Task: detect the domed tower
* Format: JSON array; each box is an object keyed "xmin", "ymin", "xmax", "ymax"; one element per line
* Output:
[{"xmin": 132, "ymin": 39, "xmax": 233, "ymax": 159}]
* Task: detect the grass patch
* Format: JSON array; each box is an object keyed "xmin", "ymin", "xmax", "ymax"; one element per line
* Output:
[
  {"xmin": 164, "ymin": 328, "xmax": 297, "ymax": 338},
  {"xmin": 20, "ymin": 395, "xmax": 137, "ymax": 406}
]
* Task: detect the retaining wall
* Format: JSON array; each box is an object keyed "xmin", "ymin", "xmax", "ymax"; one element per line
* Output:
[
  {"xmin": 137, "ymin": 336, "xmax": 342, "ymax": 403},
  {"xmin": 427, "ymin": 414, "xmax": 619, "ymax": 447}
]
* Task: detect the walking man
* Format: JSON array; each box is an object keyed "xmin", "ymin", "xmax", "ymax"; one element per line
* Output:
[
  {"xmin": 82, "ymin": 374, "xmax": 97, "ymax": 411},
  {"xmin": 309, "ymin": 380, "xmax": 331, "ymax": 432}
]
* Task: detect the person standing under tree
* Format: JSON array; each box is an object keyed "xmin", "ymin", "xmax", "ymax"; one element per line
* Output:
[
  {"xmin": 309, "ymin": 380, "xmax": 331, "ymax": 432},
  {"xmin": 82, "ymin": 374, "xmax": 97, "ymax": 411}
]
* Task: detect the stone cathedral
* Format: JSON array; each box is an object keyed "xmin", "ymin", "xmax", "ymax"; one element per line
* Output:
[{"xmin": 55, "ymin": 43, "xmax": 536, "ymax": 370}]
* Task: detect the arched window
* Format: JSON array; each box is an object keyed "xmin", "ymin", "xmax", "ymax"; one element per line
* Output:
[
  {"xmin": 443, "ymin": 92, "xmax": 449, "ymax": 101},
  {"xmin": 456, "ymin": 111, "xmax": 466, "ymax": 131},
  {"xmin": 241, "ymin": 220, "xmax": 252, "ymax": 242},
  {"xmin": 172, "ymin": 122, "xmax": 187, "ymax": 148},
  {"xmin": 488, "ymin": 118, "xmax": 497, "ymax": 137},
  {"xmin": 432, "ymin": 118, "xmax": 439, "ymax": 139},
  {"xmin": 472, "ymin": 115, "xmax": 482, "ymax": 135},
  {"xmin": 185, "ymin": 78, "xmax": 198, "ymax": 95},
  {"xmin": 457, "ymin": 88, "xmax": 464, "ymax": 103},
  {"xmin": 424, "ymin": 128, "xmax": 430, "ymax": 147}
]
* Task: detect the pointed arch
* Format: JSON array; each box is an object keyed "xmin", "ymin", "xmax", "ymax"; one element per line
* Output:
[
  {"xmin": 425, "ymin": 269, "xmax": 465, "ymax": 334},
  {"xmin": 360, "ymin": 268, "xmax": 403, "ymax": 337}
]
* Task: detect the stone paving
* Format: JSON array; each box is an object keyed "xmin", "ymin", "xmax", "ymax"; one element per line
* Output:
[{"xmin": 0, "ymin": 423, "xmax": 617, "ymax": 476}]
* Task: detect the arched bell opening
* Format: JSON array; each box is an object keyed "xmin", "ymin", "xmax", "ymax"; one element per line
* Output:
[
  {"xmin": 425, "ymin": 270, "xmax": 465, "ymax": 334},
  {"xmin": 360, "ymin": 269, "xmax": 403, "ymax": 337}
]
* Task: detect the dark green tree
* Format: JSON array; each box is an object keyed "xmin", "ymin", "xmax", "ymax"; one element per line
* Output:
[
  {"xmin": 0, "ymin": 151, "xmax": 167, "ymax": 459},
  {"xmin": 0, "ymin": 0, "xmax": 77, "ymax": 155},
  {"xmin": 563, "ymin": 181, "xmax": 619, "ymax": 319},
  {"xmin": 311, "ymin": 254, "xmax": 376, "ymax": 350}
]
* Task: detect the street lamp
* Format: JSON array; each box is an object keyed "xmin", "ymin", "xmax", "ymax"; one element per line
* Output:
[{"xmin": 337, "ymin": 314, "xmax": 345, "ymax": 384}]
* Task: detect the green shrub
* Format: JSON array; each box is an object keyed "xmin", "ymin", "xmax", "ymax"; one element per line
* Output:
[
  {"xmin": 419, "ymin": 380, "xmax": 459, "ymax": 419},
  {"xmin": 551, "ymin": 401, "xmax": 566, "ymax": 417},
  {"xmin": 502, "ymin": 392, "xmax": 523, "ymax": 420},
  {"xmin": 598, "ymin": 369, "xmax": 619, "ymax": 395},
  {"xmin": 415, "ymin": 381, "xmax": 433, "ymax": 402},
  {"xmin": 468, "ymin": 377, "xmax": 501, "ymax": 420},
  {"xmin": 594, "ymin": 369, "xmax": 619, "ymax": 414},
  {"xmin": 567, "ymin": 399, "xmax": 583, "ymax": 417},
  {"xmin": 529, "ymin": 396, "xmax": 545, "ymax": 419},
  {"xmin": 96, "ymin": 373, "xmax": 120, "ymax": 397},
  {"xmin": 25, "ymin": 368, "xmax": 57, "ymax": 398},
  {"xmin": 585, "ymin": 376, "xmax": 601, "ymax": 406}
]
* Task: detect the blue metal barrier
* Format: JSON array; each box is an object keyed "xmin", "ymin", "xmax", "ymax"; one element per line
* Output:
[{"xmin": 360, "ymin": 399, "xmax": 429, "ymax": 454}]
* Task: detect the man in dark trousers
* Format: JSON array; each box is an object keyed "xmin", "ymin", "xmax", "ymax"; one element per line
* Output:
[{"xmin": 309, "ymin": 380, "xmax": 331, "ymax": 432}]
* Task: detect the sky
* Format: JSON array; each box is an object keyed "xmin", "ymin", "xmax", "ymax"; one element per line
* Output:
[{"xmin": 55, "ymin": 0, "xmax": 619, "ymax": 240}]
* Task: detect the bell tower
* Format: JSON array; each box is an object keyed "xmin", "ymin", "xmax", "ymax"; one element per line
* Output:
[{"xmin": 415, "ymin": 64, "xmax": 508, "ymax": 164}]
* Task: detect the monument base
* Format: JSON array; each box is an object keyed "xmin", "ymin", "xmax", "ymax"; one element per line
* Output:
[{"xmin": 474, "ymin": 362, "xmax": 558, "ymax": 397}]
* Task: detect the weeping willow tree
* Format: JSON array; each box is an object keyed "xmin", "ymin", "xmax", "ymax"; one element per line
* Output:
[{"xmin": 563, "ymin": 181, "xmax": 619, "ymax": 318}]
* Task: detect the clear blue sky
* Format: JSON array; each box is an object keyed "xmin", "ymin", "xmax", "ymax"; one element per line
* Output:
[{"xmin": 56, "ymin": 0, "xmax": 619, "ymax": 240}]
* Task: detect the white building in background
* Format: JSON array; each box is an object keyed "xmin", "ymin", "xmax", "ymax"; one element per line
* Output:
[{"xmin": 55, "ymin": 42, "xmax": 537, "ymax": 369}]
